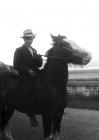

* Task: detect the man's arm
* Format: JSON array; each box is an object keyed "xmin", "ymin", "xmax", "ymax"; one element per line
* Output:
[
  {"xmin": 35, "ymin": 54, "xmax": 43, "ymax": 68},
  {"xmin": 33, "ymin": 48, "xmax": 43, "ymax": 68},
  {"xmin": 13, "ymin": 49, "xmax": 30, "ymax": 74}
]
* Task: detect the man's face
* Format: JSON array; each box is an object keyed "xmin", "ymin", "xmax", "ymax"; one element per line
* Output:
[{"xmin": 24, "ymin": 37, "xmax": 34, "ymax": 46}]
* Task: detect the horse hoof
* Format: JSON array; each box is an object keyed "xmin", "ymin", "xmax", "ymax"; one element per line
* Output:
[
  {"xmin": 45, "ymin": 134, "xmax": 53, "ymax": 140},
  {"xmin": 1, "ymin": 130, "xmax": 14, "ymax": 140},
  {"xmin": 45, "ymin": 138, "xmax": 53, "ymax": 140},
  {"xmin": 53, "ymin": 133, "xmax": 60, "ymax": 140},
  {"xmin": 2, "ymin": 135, "xmax": 14, "ymax": 140}
]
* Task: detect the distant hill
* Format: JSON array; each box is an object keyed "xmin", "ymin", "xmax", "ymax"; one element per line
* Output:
[{"xmin": 69, "ymin": 69, "xmax": 99, "ymax": 79}]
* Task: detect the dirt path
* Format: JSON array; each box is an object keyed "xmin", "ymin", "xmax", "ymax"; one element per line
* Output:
[{"xmin": 7, "ymin": 108, "xmax": 99, "ymax": 140}]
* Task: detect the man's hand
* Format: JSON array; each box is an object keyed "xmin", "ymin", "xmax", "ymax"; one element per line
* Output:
[{"xmin": 28, "ymin": 69, "xmax": 36, "ymax": 76}]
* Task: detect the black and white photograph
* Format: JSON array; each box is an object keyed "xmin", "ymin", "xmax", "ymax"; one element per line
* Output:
[{"xmin": 0, "ymin": 0, "xmax": 98, "ymax": 140}]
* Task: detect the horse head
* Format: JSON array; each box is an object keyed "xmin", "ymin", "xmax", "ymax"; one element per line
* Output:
[{"xmin": 46, "ymin": 34, "xmax": 92, "ymax": 66}]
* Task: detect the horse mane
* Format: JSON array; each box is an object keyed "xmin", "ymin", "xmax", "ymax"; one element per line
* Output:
[{"xmin": 42, "ymin": 48, "xmax": 69, "ymax": 86}]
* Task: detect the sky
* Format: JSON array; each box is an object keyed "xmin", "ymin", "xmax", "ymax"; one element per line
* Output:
[{"xmin": 0, "ymin": 0, "xmax": 99, "ymax": 69}]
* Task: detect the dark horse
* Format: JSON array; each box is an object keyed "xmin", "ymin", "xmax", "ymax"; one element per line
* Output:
[{"xmin": 0, "ymin": 34, "xmax": 91, "ymax": 140}]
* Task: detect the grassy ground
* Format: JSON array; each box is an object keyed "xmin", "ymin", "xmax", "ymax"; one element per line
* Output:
[
  {"xmin": 3, "ymin": 108, "xmax": 99, "ymax": 140},
  {"xmin": 67, "ymin": 94, "xmax": 99, "ymax": 110},
  {"xmin": 0, "ymin": 94, "xmax": 99, "ymax": 140}
]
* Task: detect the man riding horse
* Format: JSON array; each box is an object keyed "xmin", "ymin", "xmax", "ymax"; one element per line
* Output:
[
  {"xmin": 0, "ymin": 33, "xmax": 91, "ymax": 140},
  {"xmin": 13, "ymin": 29, "xmax": 43, "ymax": 127}
]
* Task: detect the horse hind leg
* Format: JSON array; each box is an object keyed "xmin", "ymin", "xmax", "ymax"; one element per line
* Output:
[
  {"xmin": 1, "ymin": 127, "xmax": 14, "ymax": 140},
  {"xmin": 0, "ymin": 103, "xmax": 4, "ymax": 137},
  {"xmin": 0, "ymin": 106, "xmax": 14, "ymax": 140},
  {"xmin": 53, "ymin": 133, "xmax": 60, "ymax": 140}
]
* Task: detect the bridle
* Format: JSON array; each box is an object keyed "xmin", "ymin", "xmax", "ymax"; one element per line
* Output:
[{"xmin": 40, "ymin": 54, "xmax": 70, "ymax": 61}]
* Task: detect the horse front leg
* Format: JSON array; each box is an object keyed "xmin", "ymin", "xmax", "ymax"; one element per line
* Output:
[
  {"xmin": 42, "ymin": 113, "xmax": 53, "ymax": 140},
  {"xmin": 53, "ymin": 107, "xmax": 64, "ymax": 140}
]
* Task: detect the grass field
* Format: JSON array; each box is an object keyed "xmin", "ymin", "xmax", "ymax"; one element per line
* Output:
[
  {"xmin": 67, "ymin": 94, "xmax": 99, "ymax": 110},
  {"xmin": 2, "ymin": 108, "xmax": 99, "ymax": 140},
  {"xmin": 6, "ymin": 112, "xmax": 44, "ymax": 140}
]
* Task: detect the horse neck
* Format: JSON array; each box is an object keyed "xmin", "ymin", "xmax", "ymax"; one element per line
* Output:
[{"xmin": 44, "ymin": 60, "xmax": 68, "ymax": 86}]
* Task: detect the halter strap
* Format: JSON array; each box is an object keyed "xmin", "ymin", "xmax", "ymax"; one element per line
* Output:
[{"xmin": 40, "ymin": 54, "xmax": 70, "ymax": 61}]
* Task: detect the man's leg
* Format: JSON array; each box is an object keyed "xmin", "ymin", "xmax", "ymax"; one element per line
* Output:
[{"xmin": 27, "ymin": 76, "xmax": 39, "ymax": 127}]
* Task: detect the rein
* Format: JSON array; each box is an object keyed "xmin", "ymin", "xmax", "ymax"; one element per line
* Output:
[{"xmin": 40, "ymin": 54, "xmax": 70, "ymax": 61}]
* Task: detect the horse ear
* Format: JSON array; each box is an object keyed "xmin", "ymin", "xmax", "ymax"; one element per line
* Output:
[
  {"xmin": 50, "ymin": 33, "xmax": 54, "ymax": 39},
  {"xmin": 50, "ymin": 33, "xmax": 56, "ymax": 42}
]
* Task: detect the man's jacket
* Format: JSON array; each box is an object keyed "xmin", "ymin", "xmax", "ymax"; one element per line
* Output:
[{"xmin": 13, "ymin": 45, "xmax": 42, "ymax": 75}]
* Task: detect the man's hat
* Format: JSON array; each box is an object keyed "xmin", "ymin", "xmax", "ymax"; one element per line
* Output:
[{"xmin": 21, "ymin": 29, "xmax": 36, "ymax": 38}]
